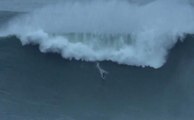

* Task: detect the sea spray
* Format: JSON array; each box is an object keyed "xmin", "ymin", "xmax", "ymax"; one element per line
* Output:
[{"xmin": 1, "ymin": 0, "xmax": 194, "ymax": 68}]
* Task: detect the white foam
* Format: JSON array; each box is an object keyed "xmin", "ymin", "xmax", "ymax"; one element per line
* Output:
[{"xmin": 1, "ymin": 0, "xmax": 194, "ymax": 68}]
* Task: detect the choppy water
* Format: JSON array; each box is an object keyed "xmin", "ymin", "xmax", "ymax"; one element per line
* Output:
[{"xmin": 0, "ymin": 0, "xmax": 194, "ymax": 120}]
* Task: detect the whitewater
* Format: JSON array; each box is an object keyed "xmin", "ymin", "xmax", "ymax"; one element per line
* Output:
[{"xmin": 0, "ymin": 0, "xmax": 194, "ymax": 68}]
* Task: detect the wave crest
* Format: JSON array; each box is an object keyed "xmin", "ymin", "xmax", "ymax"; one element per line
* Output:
[{"xmin": 1, "ymin": 0, "xmax": 194, "ymax": 68}]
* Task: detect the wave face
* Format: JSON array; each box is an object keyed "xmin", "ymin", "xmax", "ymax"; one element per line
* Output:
[{"xmin": 1, "ymin": 0, "xmax": 194, "ymax": 68}]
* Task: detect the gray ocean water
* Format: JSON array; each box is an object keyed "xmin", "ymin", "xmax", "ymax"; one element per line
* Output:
[{"xmin": 1, "ymin": 1, "xmax": 194, "ymax": 120}]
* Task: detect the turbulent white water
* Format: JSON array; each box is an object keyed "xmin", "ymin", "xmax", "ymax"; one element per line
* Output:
[{"xmin": 1, "ymin": 0, "xmax": 194, "ymax": 68}]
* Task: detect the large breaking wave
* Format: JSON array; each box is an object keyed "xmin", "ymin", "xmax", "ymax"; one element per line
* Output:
[{"xmin": 0, "ymin": 0, "xmax": 194, "ymax": 68}]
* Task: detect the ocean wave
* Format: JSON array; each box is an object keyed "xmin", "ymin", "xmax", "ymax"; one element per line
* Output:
[{"xmin": 0, "ymin": 0, "xmax": 194, "ymax": 68}]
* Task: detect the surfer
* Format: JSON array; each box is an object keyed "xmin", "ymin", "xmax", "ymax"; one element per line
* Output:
[{"xmin": 96, "ymin": 62, "xmax": 108, "ymax": 80}]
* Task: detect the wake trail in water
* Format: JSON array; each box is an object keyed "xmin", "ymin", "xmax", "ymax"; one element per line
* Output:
[
  {"xmin": 96, "ymin": 62, "xmax": 108, "ymax": 80},
  {"xmin": 0, "ymin": 0, "xmax": 194, "ymax": 68}
]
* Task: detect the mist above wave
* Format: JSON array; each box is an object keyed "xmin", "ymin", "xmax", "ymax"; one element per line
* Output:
[{"xmin": 1, "ymin": 0, "xmax": 194, "ymax": 68}]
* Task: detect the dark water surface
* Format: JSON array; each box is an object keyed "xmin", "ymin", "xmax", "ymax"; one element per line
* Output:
[
  {"xmin": 0, "ymin": 7, "xmax": 194, "ymax": 120},
  {"xmin": 0, "ymin": 35, "xmax": 194, "ymax": 120}
]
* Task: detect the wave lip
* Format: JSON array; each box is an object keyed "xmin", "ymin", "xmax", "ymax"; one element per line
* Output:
[{"xmin": 1, "ymin": 0, "xmax": 194, "ymax": 68}]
